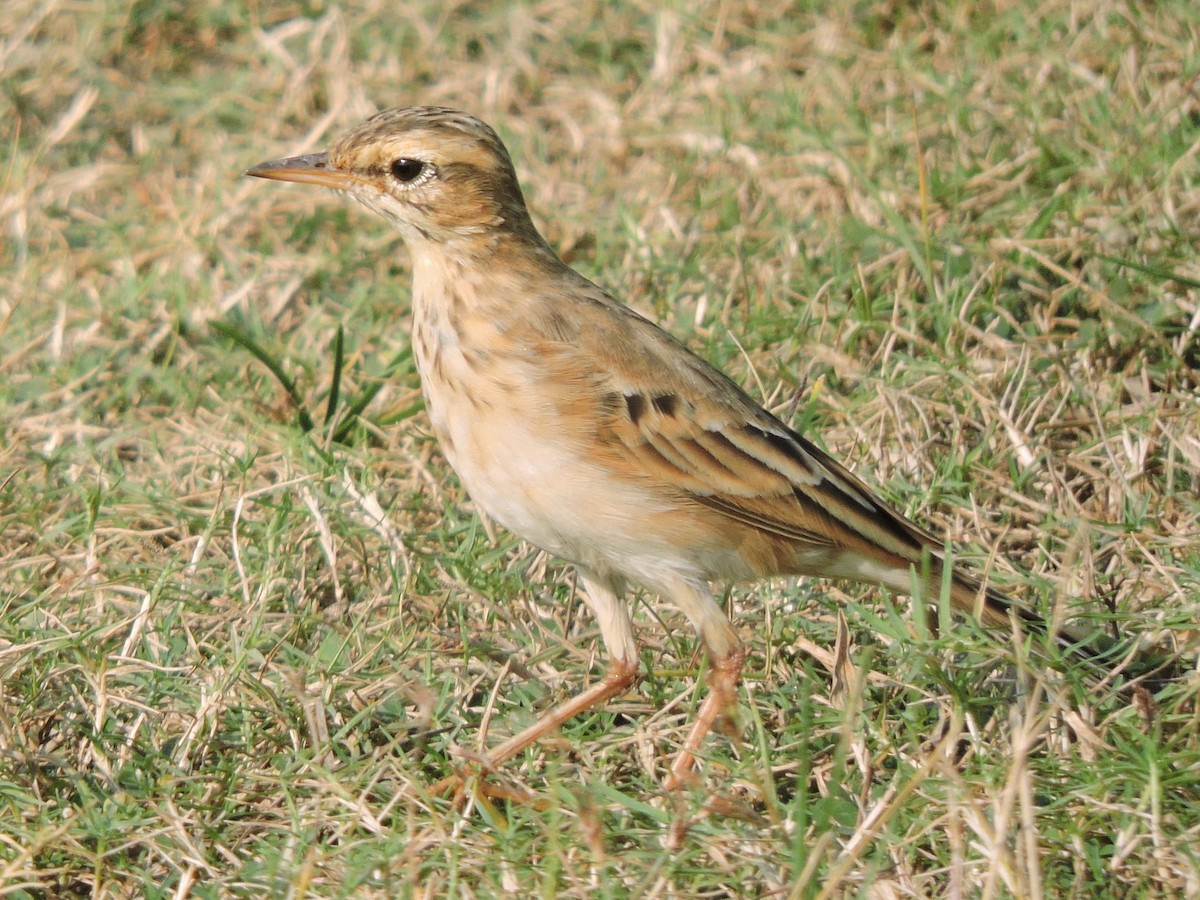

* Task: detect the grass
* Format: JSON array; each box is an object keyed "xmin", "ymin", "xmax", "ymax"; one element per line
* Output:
[{"xmin": 2, "ymin": 0, "xmax": 1199, "ymax": 895}]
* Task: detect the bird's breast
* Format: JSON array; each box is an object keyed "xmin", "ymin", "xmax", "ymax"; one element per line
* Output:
[
  {"xmin": 410, "ymin": 290, "xmax": 580, "ymax": 551},
  {"xmin": 408, "ymin": 289, "xmax": 694, "ymax": 578}
]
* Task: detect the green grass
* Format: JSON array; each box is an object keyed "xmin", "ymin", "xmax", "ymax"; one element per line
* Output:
[{"xmin": 2, "ymin": 0, "xmax": 1199, "ymax": 895}]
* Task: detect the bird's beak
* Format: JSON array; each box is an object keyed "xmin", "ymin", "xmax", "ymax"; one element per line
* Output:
[{"xmin": 244, "ymin": 152, "xmax": 359, "ymax": 190}]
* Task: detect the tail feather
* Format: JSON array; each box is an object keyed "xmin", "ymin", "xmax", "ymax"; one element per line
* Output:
[{"xmin": 947, "ymin": 567, "xmax": 1182, "ymax": 687}]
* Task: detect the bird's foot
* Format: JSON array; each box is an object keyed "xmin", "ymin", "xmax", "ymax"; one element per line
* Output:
[{"xmin": 428, "ymin": 751, "xmax": 543, "ymax": 810}]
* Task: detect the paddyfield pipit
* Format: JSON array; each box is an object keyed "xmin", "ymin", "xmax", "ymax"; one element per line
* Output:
[{"xmin": 247, "ymin": 106, "xmax": 1107, "ymax": 788}]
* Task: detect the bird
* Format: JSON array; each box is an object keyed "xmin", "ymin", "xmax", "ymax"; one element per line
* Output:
[{"xmin": 245, "ymin": 106, "xmax": 1114, "ymax": 789}]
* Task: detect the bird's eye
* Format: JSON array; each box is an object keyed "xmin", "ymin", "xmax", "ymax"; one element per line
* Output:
[{"xmin": 390, "ymin": 158, "xmax": 426, "ymax": 183}]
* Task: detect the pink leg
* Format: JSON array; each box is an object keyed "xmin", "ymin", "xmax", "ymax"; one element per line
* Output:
[
  {"xmin": 656, "ymin": 577, "xmax": 747, "ymax": 789},
  {"xmin": 433, "ymin": 571, "xmax": 640, "ymax": 796},
  {"xmin": 478, "ymin": 655, "xmax": 640, "ymax": 768},
  {"xmin": 665, "ymin": 644, "xmax": 747, "ymax": 790}
]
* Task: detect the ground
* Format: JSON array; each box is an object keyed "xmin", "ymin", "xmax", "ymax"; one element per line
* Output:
[{"xmin": 2, "ymin": 1, "xmax": 1199, "ymax": 895}]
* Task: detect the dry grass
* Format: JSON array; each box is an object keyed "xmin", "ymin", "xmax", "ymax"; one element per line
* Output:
[{"xmin": 2, "ymin": 0, "xmax": 1199, "ymax": 895}]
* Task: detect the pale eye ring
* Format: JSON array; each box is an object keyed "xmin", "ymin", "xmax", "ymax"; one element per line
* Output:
[{"xmin": 390, "ymin": 158, "xmax": 427, "ymax": 183}]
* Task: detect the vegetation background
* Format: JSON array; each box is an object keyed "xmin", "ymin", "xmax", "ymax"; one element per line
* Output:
[{"xmin": 2, "ymin": 0, "xmax": 1198, "ymax": 895}]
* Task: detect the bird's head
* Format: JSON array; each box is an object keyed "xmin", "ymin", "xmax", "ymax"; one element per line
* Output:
[{"xmin": 246, "ymin": 106, "xmax": 538, "ymax": 246}]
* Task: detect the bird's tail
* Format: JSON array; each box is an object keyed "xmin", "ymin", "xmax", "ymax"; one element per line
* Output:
[{"xmin": 947, "ymin": 568, "xmax": 1180, "ymax": 687}]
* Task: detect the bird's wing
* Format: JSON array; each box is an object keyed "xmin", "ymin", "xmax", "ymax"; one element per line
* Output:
[{"xmin": 526, "ymin": 280, "xmax": 946, "ymax": 570}]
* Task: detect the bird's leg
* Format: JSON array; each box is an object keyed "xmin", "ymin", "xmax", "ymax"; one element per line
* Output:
[
  {"xmin": 661, "ymin": 578, "xmax": 747, "ymax": 790},
  {"xmin": 485, "ymin": 572, "xmax": 640, "ymax": 766},
  {"xmin": 471, "ymin": 654, "xmax": 641, "ymax": 771},
  {"xmin": 665, "ymin": 643, "xmax": 747, "ymax": 790},
  {"xmin": 436, "ymin": 572, "xmax": 639, "ymax": 795},
  {"xmin": 431, "ymin": 657, "xmax": 640, "ymax": 802}
]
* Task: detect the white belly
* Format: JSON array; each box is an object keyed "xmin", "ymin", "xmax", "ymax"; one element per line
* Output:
[
  {"xmin": 413, "ymin": 333, "xmax": 681, "ymax": 581},
  {"xmin": 425, "ymin": 373, "xmax": 617, "ymax": 560}
]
